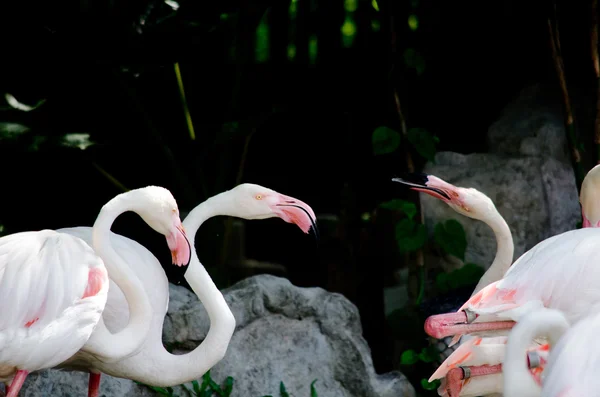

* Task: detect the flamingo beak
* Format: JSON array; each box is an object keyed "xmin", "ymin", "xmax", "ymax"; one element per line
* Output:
[
  {"xmin": 392, "ymin": 173, "xmax": 454, "ymax": 201},
  {"xmin": 166, "ymin": 222, "xmax": 192, "ymax": 267},
  {"xmin": 274, "ymin": 195, "xmax": 319, "ymax": 242}
]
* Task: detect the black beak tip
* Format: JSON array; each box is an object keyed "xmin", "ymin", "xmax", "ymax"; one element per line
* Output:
[{"xmin": 184, "ymin": 235, "xmax": 192, "ymax": 266}]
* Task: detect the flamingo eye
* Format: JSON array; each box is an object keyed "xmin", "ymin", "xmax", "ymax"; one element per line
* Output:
[{"xmin": 255, "ymin": 194, "xmax": 263, "ymax": 200}]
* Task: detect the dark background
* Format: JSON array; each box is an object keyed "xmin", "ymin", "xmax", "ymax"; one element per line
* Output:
[{"xmin": 0, "ymin": 0, "xmax": 595, "ymax": 393}]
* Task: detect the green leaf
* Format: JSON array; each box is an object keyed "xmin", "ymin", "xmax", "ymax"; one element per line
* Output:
[
  {"xmin": 4, "ymin": 93, "xmax": 46, "ymax": 112},
  {"xmin": 403, "ymin": 48, "xmax": 426, "ymax": 75},
  {"xmin": 400, "ymin": 349, "xmax": 420, "ymax": 365},
  {"xmin": 192, "ymin": 380, "xmax": 202, "ymax": 395},
  {"xmin": 208, "ymin": 377, "xmax": 224, "ymax": 396},
  {"xmin": 435, "ymin": 272, "xmax": 449, "ymax": 293},
  {"xmin": 372, "ymin": 126, "xmax": 401, "ymax": 155},
  {"xmin": 200, "ymin": 372, "xmax": 211, "ymax": 393},
  {"xmin": 434, "ymin": 219, "xmax": 467, "ymax": 261},
  {"xmin": 379, "ymin": 199, "xmax": 417, "ymax": 220},
  {"xmin": 421, "ymin": 378, "xmax": 440, "ymax": 390},
  {"xmin": 279, "ymin": 382, "xmax": 290, "ymax": 397},
  {"xmin": 395, "ymin": 219, "xmax": 428, "ymax": 252},
  {"xmin": 61, "ymin": 133, "xmax": 95, "ymax": 150},
  {"xmin": 460, "ymin": 263, "xmax": 485, "ymax": 284},
  {"xmin": 134, "ymin": 382, "xmax": 173, "ymax": 396},
  {"xmin": 0, "ymin": 122, "xmax": 30, "ymax": 140},
  {"xmin": 310, "ymin": 379, "xmax": 319, "ymax": 397},
  {"xmin": 417, "ymin": 345, "xmax": 440, "ymax": 363},
  {"xmin": 407, "ymin": 128, "xmax": 438, "ymax": 162},
  {"xmin": 223, "ymin": 377, "xmax": 234, "ymax": 396}
]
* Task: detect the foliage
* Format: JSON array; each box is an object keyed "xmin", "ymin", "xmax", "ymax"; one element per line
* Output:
[
  {"xmin": 371, "ymin": 125, "xmax": 438, "ymax": 163},
  {"xmin": 407, "ymin": 128, "xmax": 439, "ymax": 163},
  {"xmin": 137, "ymin": 371, "xmax": 319, "ymax": 397},
  {"xmin": 372, "ymin": 126, "xmax": 401, "ymax": 155},
  {"xmin": 400, "ymin": 345, "xmax": 438, "ymax": 365},
  {"xmin": 403, "ymin": 48, "xmax": 426, "ymax": 76},
  {"xmin": 433, "ymin": 219, "xmax": 467, "ymax": 261}
]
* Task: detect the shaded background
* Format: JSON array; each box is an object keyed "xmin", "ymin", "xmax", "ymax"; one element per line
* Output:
[{"xmin": 0, "ymin": 0, "xmax": 596, "ymax": 394}]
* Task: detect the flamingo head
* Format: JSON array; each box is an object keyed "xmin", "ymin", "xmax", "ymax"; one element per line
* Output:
[
  {"xmin": 392, "ymin": 173, "xmax": 496, "ymax": 221},
  {"xmin": 132, "ymin": 186, "xmax": 192, "ymax": 267},
  {"xmin": 580, "ymin": 164, "xmax": 600, "ymax": 227},
  {"xmin": 227, "ymin": 183, "xmax": 319, "ymax": 238}
]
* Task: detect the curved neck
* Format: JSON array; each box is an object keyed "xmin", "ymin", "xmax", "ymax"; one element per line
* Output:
[
  {"xmin": 503, "ymin": 309, "xmax": 569, "ymax": 397},
  {"xmin": 83, "ymin": 197, "xmax": 154, "ymax": 360},
  {"xmin": 471, "ymin": 208, "xmax": 514, "ymax": 296},
  {"xmin": 146, "ymin": 192, "xmax": 237, "ymax": 386}
]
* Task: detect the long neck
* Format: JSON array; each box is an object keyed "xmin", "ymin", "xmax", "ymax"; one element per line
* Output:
[
  {"xmin": 471, "ymin": 209, "xmax": 514, "ymax": 296},
  {"xmin": 503, "ymin": 308, "xmax": 569, "ymax": 397},
  {"xmin": 83, "ymin": 199, "xmax": 154, "ymax": 360},
  {"xmin": 147, "ymin": 193, "xmax": 237, "ymax": 386}
]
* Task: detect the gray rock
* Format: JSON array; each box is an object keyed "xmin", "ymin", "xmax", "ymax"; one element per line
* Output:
[
  {"xmin": 165, "ymin": 275, "xmax": 414, "ymax": 397},
  {"xmin": 487, "ymin": 83, "xmax": 570, "ymax": 163},
  {"xmin": 422, "ymin": 151, "xmax": 580, "ymax": 271},
  {"xmin": 16, "ymin": 275, "xmax": 414, "ymax": 397},
  {"xmin": 16, "ymin": 370, "xmax": 154, "ymax": 397}
]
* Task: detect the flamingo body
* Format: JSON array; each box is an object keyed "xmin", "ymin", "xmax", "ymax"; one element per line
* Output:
[{"xmin": 0, "ymin": 230, "xmax": 108, "ymax": 393}]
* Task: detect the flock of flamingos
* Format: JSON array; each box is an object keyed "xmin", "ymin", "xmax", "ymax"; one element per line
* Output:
[
  {"xmin": 0, "ymin": 183, "xmax": 317, "ymax": 397},
  {"xmin": 393, "ymin": 166, "xmax": 600, "ymax": 397},
  {"xmin": 2, "ymin": 164, "xmax": 600, "ymax": 397}
]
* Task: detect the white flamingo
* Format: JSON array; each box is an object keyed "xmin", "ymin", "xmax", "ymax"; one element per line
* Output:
[
  {"xmin": 0, "ymin": 185, "xmax": 190, "ymax": 397},
  {"xmin": 56, "ymin": 183, "xmax": 317, "ymax": 395},
  {"xmin": 504, "ymin": 307, "xmax": 600, "ymax": 396},
  {"xmin": 392, "ymin": 173, "xmax": 514, "ymax": 296}
]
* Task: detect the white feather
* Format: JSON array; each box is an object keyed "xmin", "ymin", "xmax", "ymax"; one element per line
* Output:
[{"xmin": 0, "ymin": 230, "xmax": 108, "ymax": 381}]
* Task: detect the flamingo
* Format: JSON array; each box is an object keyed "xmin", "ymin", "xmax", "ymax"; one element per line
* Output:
[
  {"xmin": 393, "ymin": 173, "xmax": 516, "ymax": 396},
  {"xmin": 392, "ymin": 173, "xmax": 514, "ymax": 296},
  {"xmin": 55, "ymin": 183, "xmax": 317, "ymax": 394},
  {"xmin": 504, "ymin": 307, "xmax": 600, "ymax": 396},
  {"xmin": 580, "ymin": 164, "xmax": 600, "ymax": 227},
  {"xmin": 0, "ymin": 185, "xmax": 191, "ymax": 397},
  {"xmin": 410, "ymin": 164, "xmax": 600, "ymax": 396}
]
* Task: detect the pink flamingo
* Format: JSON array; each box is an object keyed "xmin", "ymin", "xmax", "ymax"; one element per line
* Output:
[{"xmin": 0, "ymin": 185, "xmax": 191, "ymax": 397}]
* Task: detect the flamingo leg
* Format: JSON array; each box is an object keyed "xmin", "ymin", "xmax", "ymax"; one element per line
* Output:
[
  {"xmin": 442, "ymin": 352, "xmax": 544, "ymax": 396},
  {"xmin": 88, "ymin": 372, "xmax": 101, "ymax": 397},
  {"xmin": 6, "ymin": 370, "xmax": 28, "ymax": 397},
  {"xmin": 425, "ymin": 311, "xmax": 516, "ymax": 339}
]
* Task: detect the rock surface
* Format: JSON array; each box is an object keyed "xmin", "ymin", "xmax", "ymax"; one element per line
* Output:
[{"xmin": 16, "ymin": 275, "xmax": 415, "ymax": 397}]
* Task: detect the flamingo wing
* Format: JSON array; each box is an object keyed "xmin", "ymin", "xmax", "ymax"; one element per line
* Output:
[
  {"xmin": 463, "ymin": 228, "xmax": 600, "ymax": 325},
  {"xmin": 0, "ymin": 230, "xmax": 108, "ymax": 374}
]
